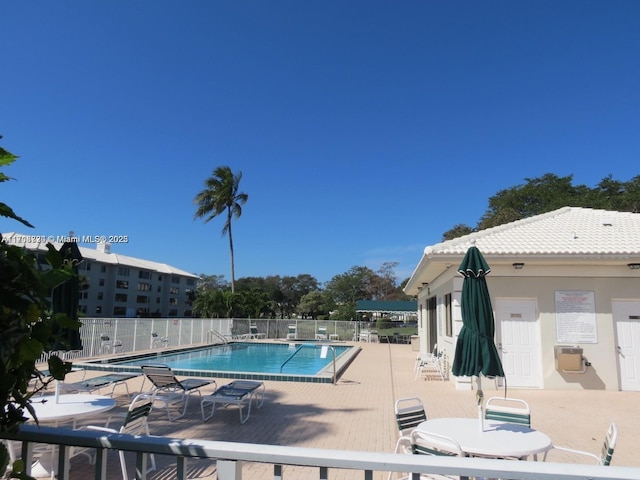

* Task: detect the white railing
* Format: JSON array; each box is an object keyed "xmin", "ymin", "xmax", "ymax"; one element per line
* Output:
[{"xmin": 4, "ymin": 425, "xmax": 639, "ymax": 480}]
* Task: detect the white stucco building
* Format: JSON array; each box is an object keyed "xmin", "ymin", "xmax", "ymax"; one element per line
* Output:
[
  {"xmin": 404, "ymin": 207, "xmax": 640, "ymax": 391},
  {"xmin": 2, "ymin": 232, "xmax": 199, "ymax": 318}
]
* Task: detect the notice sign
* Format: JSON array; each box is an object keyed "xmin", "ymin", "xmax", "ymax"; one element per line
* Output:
[{"xmin": 555, "ymin": 290, "xmax": 597, "ymax": 344}]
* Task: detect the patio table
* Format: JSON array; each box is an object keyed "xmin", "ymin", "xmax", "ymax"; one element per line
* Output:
[
  {"xmin": 416, "ymin": 417, "xmax": 552, "ymax": 460},
  {"xmin": 24, "ymin": 394, "xmax": 117, "ymax": 477}
]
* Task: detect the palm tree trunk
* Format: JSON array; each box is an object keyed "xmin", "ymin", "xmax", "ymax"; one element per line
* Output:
[{"xmin": 227, "ymin": 207, "xmax": 236, "ymax": 293}]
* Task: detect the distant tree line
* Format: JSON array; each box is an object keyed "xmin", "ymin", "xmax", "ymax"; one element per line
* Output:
[
  {"xmin": 192, "ymin": 262, "xmax": 410, "ymax": 320},
  {"xmin": 442, "ymin": 173, "xmax": 640, "ymax": 240}
]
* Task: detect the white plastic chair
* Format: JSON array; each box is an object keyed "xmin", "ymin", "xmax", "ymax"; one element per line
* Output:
[
  {"xmin": 392, "ymin": 397, "xmax": 427, "ymax": 453},
  {"xmin": 415, "ymin": 351, "xmax": 446, "ymax": 381},
  {"xmin": 395, "ymin": 429, "xmax": 464, "ymax": 480},
  {"xmin": 286, "ymin": 324, "xmax": 297, "ymax": 340},
  {"xmin": 79, "ymin": 393, "xmax": 157, "ymax": 480},
  {"xmin": 544, "ymin": 422, "xmax": 617, "ymax": 466},
  {"xmin": 484, "ymin": 396, "xmax": 531, "ymax": 427}
]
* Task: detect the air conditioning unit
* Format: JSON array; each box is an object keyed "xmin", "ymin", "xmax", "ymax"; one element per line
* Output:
[{"xmin": 554, "ymin": 345, "xmax": 584, "ymax": 372}]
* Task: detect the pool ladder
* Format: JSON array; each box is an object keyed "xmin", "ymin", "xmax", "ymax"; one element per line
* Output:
[
  {"xmin": 206, "ymin": 330, "xmax": 229, "ymax": 345},
  {"xmin": 279, "ymin": 344, "xmax": 337, "ymax": 385}
]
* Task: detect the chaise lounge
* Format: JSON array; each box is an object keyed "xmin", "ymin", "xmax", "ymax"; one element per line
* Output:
[{"xmin": 201, "ymin": 380, "xmax": 265, "ymax": 423}]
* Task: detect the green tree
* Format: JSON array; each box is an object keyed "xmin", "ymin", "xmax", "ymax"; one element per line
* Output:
[
  {"xmin": 1, "ymin": 140, "xmax": 79, "ymax": 478},
  {"xmin": 194, "ymin": 166, "xmax": 248, "ymax": 293}
]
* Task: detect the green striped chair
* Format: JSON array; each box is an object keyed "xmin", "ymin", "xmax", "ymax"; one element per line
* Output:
[
  {"xmin": 544, "ymin": 422, "xmax": 617, "ymax": 466},
  {"xmin": 396, "ymin": 430, "xmax": 464, "ymax": 480},
  {"xmin": 484, "ymin": 396, "xmax": 531, "ymax": 427},
  {"xmin": 393, "ymin": 397, "xmax": 428, "ymax": 453}
]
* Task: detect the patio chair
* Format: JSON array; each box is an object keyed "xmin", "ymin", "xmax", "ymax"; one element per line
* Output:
[
  {"xmin": 415, "ymin": 351, "xmax": 446, "ymax": 381},
  {"xmin": 100, "ymin": 333, "xmax": 112, "ymax": 354},
  {"xmin": 78, "ymin": 393, "xmax": 157, "ymax": 480},
  {"xmin": 286, "ymin": 324, "xmax": 297, "ymax": 340},
  {"xmin": 394, "ymin": 429, "xmax": 464, "ymax": 480},
  {"xmin": 140, "ymin": 365, "xmax": 216, "ymax": 421},
  {"xmin": 392, "ymin": 397, "xmax": 427, "ymax": 453},
  {"xmin": 201, "ymin": 380, "xmax": 265, "ymax": 423},
  {"xmin": 543, "ymin": 422, "xmax": 617, "ymax": 466},
  {"xmin": 316, "ymin": 326, "xmax": 328, "ymax": 340},
  {"xmin": 249, "ymin": 324, "xmax": 266, "ymax": 339},
  {"xmin": 484, "ymin": 396, "xmax": 531, "ymax": 427},
  {"xmin": 151, "ymin": 332, "xmax": 169, "ymax": 348}
]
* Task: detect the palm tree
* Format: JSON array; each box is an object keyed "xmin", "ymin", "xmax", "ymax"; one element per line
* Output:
[{"xmin": 194, "ymin": 166, "xmax": 248, "ymax": 293}]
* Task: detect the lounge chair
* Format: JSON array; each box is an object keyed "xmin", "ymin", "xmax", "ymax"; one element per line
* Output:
[
  {"xmin": 201, "ymin": 380, "xmax": 265, "ymax": 423},
  {"xmin": 249, "ymin": 324, "xmax": 266, "ymax": 339},
  {"xmin": 140, "ymin": 365, "xmax": 216, "ymax": 421},
  {"xmin": 60, "ymin": 372, "xmax": 139, "ymax": 398}
]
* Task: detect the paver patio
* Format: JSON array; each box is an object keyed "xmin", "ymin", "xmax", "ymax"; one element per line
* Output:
[{"xmin": 49, "ymin": 341, "xmax": 640, "ymax": 479}]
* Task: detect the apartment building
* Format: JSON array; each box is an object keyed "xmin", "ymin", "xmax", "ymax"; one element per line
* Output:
[{"xmin": 3, "ymin": 232, "xmax": 199, "ymax": 318}]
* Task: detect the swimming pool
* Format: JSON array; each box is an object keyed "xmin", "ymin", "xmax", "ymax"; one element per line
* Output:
[{"xmin": 80, "ymin": 342, "xmax": 361, "ymax": 383}]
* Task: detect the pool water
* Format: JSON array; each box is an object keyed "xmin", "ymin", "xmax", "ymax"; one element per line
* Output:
[{"xmin": 100, "ymin": 342, "xmax": 356, "ymax": 383}]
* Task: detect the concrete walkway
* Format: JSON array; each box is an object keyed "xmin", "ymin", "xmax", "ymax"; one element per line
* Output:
[{"xmin": 60, "ymin": 341, "xmax": 640, "ymax": 479}]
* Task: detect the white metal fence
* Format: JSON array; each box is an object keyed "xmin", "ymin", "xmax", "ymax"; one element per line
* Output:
[{"xmin": 44, "ymin": 318, "xmax": 367, "ymax": 362}]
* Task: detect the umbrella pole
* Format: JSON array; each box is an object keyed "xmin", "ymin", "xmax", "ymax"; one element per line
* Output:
[
  {"xmin": 476, "ymin": 375, "xmax": 484, "ymax": 432},
  {"xmin": 55, "ymin": 379, "xmax": 60, "ymax": 403}
]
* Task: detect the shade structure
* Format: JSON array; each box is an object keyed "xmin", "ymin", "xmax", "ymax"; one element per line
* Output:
[
  {"xmin": 51, "ymin": 241, "xmax": 84, "ymax": 402},
  {"xmin": 451, "ymin": 246, "xmax": 504, "ymax": 430}
]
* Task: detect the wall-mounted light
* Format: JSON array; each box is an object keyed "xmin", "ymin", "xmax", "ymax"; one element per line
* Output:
[
  {"xmin": 628, "ymin": 263, "xmax": 640, "ymax": 270},
  {"xmin": 421, "ymin": 282, "xmax": 428, "ymax": 286},
  {"xmin": 512, "ymin": 263, "xmax": 525, "ymax": 270}
]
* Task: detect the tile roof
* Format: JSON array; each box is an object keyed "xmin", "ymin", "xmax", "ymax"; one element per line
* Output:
[
  {"xmin": 405, "ymin": 207, "xmax": 640, "ymax": 294},
  {"xmin": 426, "ymin": 207, "xmax": 640, "ymax": 256}
]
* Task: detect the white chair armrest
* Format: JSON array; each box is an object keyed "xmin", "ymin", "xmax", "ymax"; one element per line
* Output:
[{"xmin": 548, "ymin": 445, "xmax": 601, "ymax": 464}]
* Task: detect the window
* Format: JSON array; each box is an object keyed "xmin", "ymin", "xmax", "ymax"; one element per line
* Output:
[
  {"xmin": 171, "ymin": 276, "xmax": 180, "ymax": 284},
  {"xmin": 157, "ymin": 286, "xmax": 162, "ymax": 292},
  {"xmin": 186, "ymin": 278, "xmax": 195, "ymax": 286},
  {"xmin": 169, "ymin": 287, "xmax": 179, "ymax": 295},
  {"xmin": 115, "ymin": 293, "xmax": 128, "ymax": 302},
  {"xmin": 168, "ymin": 309, "xmax": 178, "ymax": 316},
  {"xmin": 137, "ymin": 295, "xmax": 149, "ymax": 304},
  {"xmin": 138, "ymin": 282, "xmax": 151, "ymax": 291},
  {"xmin": 101, "ymin": 265, "xmax": 106, "ymax": 273},
  {"xmin": 117, "ymin": 267, "xmax": 130, "ymax": 276},
  {"xmin": 99, "ymin": 279, "xmax": 105, "ymax": 287},
  {"xmin": 96, "ymin": 306, "xmax": 102, "ymax": 314},
  {"xmin": 169, "ymin": 297, "xmax": 178, "ymax": 305},
  {"xmin": 445, "ymin": 293, "xmax": 453, "ymax": 337},
  {"xmin": 139, "ymin": 270, "xmax": 151, "ymax": 279},
  {"xmin": 113, "ymin": 306, "xmax": 126, "ymax": 316},
  {"xmin": 97, "ymin": 292, "xmax": 104, "ymax": 300},
  {"xmin": 116, "ymin": 280, "xmax": 129, "ymax": 289}
]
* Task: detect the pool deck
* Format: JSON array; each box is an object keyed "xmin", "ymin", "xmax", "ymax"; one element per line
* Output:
[{"xmin": 51, "ymin": 341, "xmax": 640, "ymax": 479}]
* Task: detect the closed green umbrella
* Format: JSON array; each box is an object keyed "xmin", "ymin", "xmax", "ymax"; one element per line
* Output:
[{"xmin": 452, "ymin": 245, "xmax": 504, "ymax": 431}]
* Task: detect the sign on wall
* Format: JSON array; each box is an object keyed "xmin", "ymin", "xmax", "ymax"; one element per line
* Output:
[{"xmin": 555, "ymin": 290, "xmax": 598, "ymax": 344}]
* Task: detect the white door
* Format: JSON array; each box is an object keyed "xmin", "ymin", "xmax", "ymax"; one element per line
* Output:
[
  {"xmin": 495, "ymin": 299, "xmax": 541, "ymax": 388},
  {"xmin": 613, "ymin": 301, "xmax": 640, "ymax": 391}
]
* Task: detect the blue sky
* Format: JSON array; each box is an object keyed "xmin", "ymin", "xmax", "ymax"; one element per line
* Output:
[{"xmin": 2, "ymin": 1, "xmax": 639, "ymax": 284}]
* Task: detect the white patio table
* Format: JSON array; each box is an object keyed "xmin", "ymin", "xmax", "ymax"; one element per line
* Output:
[
  {"xmin": 416, "ymin": 417, "xmax": 552, "ymax": 460},
  {"xmin": 24, "ymin": 394, "xmax": 117, "ymax": 477}
]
